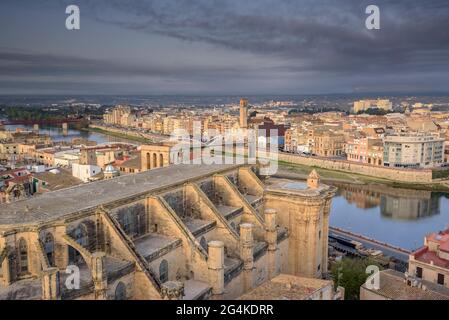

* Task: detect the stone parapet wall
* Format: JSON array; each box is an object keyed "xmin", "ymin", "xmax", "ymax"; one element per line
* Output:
[{"xmin": 278, "ymin": 153, "xmax": 434, "ymax": 183}]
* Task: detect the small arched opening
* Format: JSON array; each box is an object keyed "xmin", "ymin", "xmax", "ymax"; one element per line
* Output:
[
  {"xmin": 159, "ymin": 259, "xmax": 169, "ymax": 283},
  {"xmin": 69, "ymin": 223, "xmax": 88, "ymax": 265},
  {"xmin": 200, "ymin": 237, "xmax": 208, "ymax": 252},
  {"xmin": 44, "ymin": 232, "xmax": 55, "ymax": 267},
  {"xmin": 146, "ymin": 153, "xmax": 151, "ymax": 170},
  {"xmin": 159, "ymin": 153, "xmax": 164, "ymax": 167},
  {"xmin": 152, "ymin": 153, "xmax": 157, "ymax": 169},
  {"xmin": 115, "ymin": 282, "xmax": 127, "ymax": 300}
]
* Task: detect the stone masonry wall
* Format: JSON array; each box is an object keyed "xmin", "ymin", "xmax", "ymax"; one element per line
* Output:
[{"xmin": 278, "ymin": 153, "xmax": 433, "ymax": 183}]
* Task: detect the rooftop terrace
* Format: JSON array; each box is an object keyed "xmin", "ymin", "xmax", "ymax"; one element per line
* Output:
[
  {"xmin": 412, "ymin": 228, "xmax": 449, "ymax": 268},
  {"xmin": 265, "ymin": 178, "xmax": 334, "ymax": 197}
]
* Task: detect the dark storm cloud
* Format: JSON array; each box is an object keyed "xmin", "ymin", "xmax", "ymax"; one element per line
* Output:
[
  {"xmin": 84, "ymin": 0, "xmax": 449, "ymax": 74},
  {"xmin": 1, "ymin": 0, "xmax": 449, "ymax": 94},
  {"xmin": 0, "ymin": 49, "xmax": 256, "ymax": 78}
]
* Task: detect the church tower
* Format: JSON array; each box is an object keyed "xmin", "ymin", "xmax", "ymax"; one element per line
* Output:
[{"xmin": 239, "ymin": 98, "xmax": 248, "ymax": 129}]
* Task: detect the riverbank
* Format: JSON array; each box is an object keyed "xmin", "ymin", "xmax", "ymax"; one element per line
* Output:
[
  {"xmin": 222, "ymin": 150, "xmax": 449, "ymax": 191},
  {"xmin": 83, "ymin": 126, "xmax": 152, "ymax": 144},
  {"xmin": 277, "ymin": 161, "xmax": 449, "ymax": 192}
]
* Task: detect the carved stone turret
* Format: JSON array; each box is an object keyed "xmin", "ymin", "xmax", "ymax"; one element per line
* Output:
[
  {"xmin": 307, "ymin": 170, "xmax": 320, "ymax": 189},
  {"xmin": 240, "ymin": 224, "xmax": 254, "ymax": 270},
  {"xmin": 91, "ymin": 252, "xmax": 107, "ymax": 300},
  {"xmin": 42, "ymin": 267, "xmax": 61, "ymax": 300},
  {"xmin": 207, "ymin": 241, "xmax": 225, "ymax": 295},
  {"xmin": 265, "ymin": 209, "xmax": 280, "ymax": 279},
  {"xmin": 240, "ymin": 223, "xmax": 255, "ymax": 292},
  {"xmin": 264, "ymin": 209, "xmax": 277, "ymax": 250}
]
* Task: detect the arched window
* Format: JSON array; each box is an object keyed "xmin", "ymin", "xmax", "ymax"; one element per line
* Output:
[
  {"xmin": 122, "ymin": 213, "xmax": 131, "ymax": 235},
  {"xmin": 74, "ymin": 224, "xmax": 88, "ymax": 247},
  {"xmin": 146, "ymin": 153, "xmax": 151, "ymax": 170},
  {"xmin": 44, "ymin": 233, "xmax": 55, "ymax": 267},
  {"xmin": 115, "ymin": 282, "xmax": 127, "ymax": 300},
  {"xmin": 18, "ymin": 238, "xmax": 28, "ymax": 275},
  {"xmin": 8, "ymin": 255, "xmax": 15, "ymax": 279},
  {"xmin": 69, "ymin": 223, "xmax": 88, "ymax": 264},
  {"xmin": 152, "ymin": 153, "xmax": 157, "ymax": 169},
  {"xmin": 159, "ymin": 259, "xmax": 169, "ymax": 283},
  {"xmin": 200, "ymin": 237, "xmax": 208, "ymax": 252},
  {"xmin": 118, "ymin": 204, "xmax": 146, "ymax": 238},
  {"xmin": 159, "ymin": 154, "xmax": 164, "ymax": 167},
  {"xmin": 136, "ymin": 206, "xmax": 147, "ymax": 236}
]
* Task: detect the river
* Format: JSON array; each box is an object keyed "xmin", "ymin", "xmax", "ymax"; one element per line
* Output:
[
  {"xmin": 330, "ymin": 182, "xmax": 449, "ymax": 251},
  {"xmin": 4, "ymin": 124, "xmax": 140, "ymax": 145}
]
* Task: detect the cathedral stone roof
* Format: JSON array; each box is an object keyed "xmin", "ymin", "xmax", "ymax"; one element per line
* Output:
[{"xmin": 0, "ymin": 164, "xmax": 239, "ymax": 227}]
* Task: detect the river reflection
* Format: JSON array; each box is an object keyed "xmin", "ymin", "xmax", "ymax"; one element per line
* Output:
[
  {"xmin": 330, "ymin": 182, "xmax": 449, "ymax": 251},
  {"xmin": 335, "ymin": 183, "xmax": 440, "ymax": 220}
]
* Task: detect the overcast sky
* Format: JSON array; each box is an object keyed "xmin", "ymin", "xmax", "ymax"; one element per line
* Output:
[{"xmin": 1, "ymin": 0, "xmax": 448, "ymax": 95}]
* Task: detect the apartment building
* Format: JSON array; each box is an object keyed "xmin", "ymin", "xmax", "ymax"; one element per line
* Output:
[
  {"xmin": 383, "ymin": 134, "xmax": 444, "ymax": 168},
  {"xmin": 346, "ymin": 137, "xmax": 384, "ymax": 166},
  {"xmin": 311, "ymin": 129, "xmax": 345, "ymax": 157},
  {"xmin": 103, "ymin": 105, "xmax": 133, "ymax": 126},
  {"xmin": 354, "ymin": 99, "xmax": 393, "ymax": 113}
]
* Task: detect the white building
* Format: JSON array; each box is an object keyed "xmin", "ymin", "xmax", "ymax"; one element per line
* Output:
[
  {"xmin": 54, "ymin": 152, "xmax": 80, "ymax": 167},
  {"xmin": 383, "ymin": 134, "xmax": 445, "ymax": 168},
  {"xmin": 354, "ymin": 99, "xmax": 393, "ymax": 113},
  {"xmin": 72, "ymin": 163, "xmax": 102, "ymax": 182},
  {"xmin": 53, "ymin": 149, "xmax": 80, "ymax": 168},
  {"xmin": 31, "ymin": 165, "xmax": 46, "ymax": 173}
]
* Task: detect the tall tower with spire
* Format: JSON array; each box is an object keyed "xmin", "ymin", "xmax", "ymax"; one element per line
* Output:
[{"xmin": 239, "ymin": 98, "xmax": 248, "ymax": 129}]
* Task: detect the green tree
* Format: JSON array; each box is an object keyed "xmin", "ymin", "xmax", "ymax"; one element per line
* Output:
[
  {"xmin": 357, "ymin": 108, "xmax": 389, "ymax": 116},
  {"xmin": 331, "ymin": 257, "xmax": 381, "ymax": 300}
]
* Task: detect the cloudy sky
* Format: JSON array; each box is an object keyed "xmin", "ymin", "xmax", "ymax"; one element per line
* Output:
[{"xmin": 1, "ymin": 0, "xmax": 448, "ymax": 95}]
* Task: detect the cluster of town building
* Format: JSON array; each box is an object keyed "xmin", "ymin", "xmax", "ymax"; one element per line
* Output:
[
  {"xmin": 0, "ymin": 124, "xmax": 146, "ymax": 203},
  {"xmin": 102, "ymin": 99, "xmax": 287, "ymax": 143},
  {"xmin": 101, "ymin": 99, "xmax": 449, "ymax": 170},
  {"xmin": 285, "ymin": 101, "xmax": 447, "ymax": 169}
]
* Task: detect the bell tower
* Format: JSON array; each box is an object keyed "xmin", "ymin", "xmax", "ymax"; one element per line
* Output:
[{"xmin": 239, "ymin": 98, "xmax": 248, "ymax": 129}]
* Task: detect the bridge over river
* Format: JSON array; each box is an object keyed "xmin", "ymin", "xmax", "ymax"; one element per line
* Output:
[{"xmin": 1, "ymin": 118, "xmax": 83, "ymax": 126}]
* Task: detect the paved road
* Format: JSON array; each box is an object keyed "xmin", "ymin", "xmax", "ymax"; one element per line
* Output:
[{"xmin": 330, "ymin": 228, "xmax": 410, "ymax": 263}]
